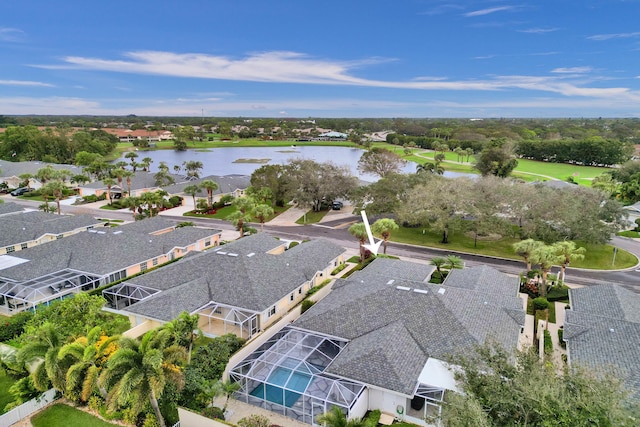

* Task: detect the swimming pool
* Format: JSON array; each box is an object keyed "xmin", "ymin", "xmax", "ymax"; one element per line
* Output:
[{"xmin": 250, "ymin": 367, "xmax": 312, "ymax": 407}]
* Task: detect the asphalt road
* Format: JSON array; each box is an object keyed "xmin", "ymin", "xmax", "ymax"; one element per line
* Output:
[{"xmin": 4, "ymin": 196, "xmax": 639, "ymax": 293}]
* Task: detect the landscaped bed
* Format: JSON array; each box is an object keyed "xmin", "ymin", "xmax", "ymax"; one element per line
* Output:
[{"xmin": 0, "ymin": 371, "xmax": 19, "ymax": 415}]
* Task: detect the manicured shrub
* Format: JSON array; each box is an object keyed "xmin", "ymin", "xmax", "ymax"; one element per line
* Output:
[
  {"xmin": 331, "ymin": 264, "xmax": 347, "ymax": 275},
  {"xmin": 546, "ymin": 286, "xmax": 569, "ymax": 302},
  {"xmin": 168, "ymin": 195, "xmax": 182, "ymax": 207},
  {"xmin": 0, "ymin": 311, "xmax": 34, "ymax": 342},
  {"xmin": 543, "ymin": 329, "xmax": 553, "ymax": 355},
  {"xmin": 82, "ymin": 194, "xmax": 98, "ymax": 203},
  {"xmin": 288, "ymin": 241, "xmax": 299, "ymax": 249},
  {"xmin": 558, "ymin": 328, "xmax": 566, "ymax": 349},
  {"xmin": 301, "ymin": 299, "xmax": 315, "ymax": 314},
  {"xmin": 202, "ymin": 406, "xmax": 225, "ymax": 420},
  {"xmin": 533, "ymin": 297, "xmax": 549, "ymax": 311}
]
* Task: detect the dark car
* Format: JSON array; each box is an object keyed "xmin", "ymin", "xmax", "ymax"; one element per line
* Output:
[
  {"xmin": 331, "ymin": 201, "xmax": 344, "ymax": 210},
  {"xmin": 10, "ymin": 187, "xmax": 32, "ymax": 196}
]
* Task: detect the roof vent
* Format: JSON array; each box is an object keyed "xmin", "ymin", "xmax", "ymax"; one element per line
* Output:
[
  {"xmin": 113, "ymin": 230, "xmax": 123, "ymax": 235},
  {"xmin": 438, "ymin": 288, "xmax": 446, "ymax": 295},
  {"xmin": 484, "ymin": 301, "xmax": 488, "ymax": 305},
  {"xmin": 227, "ymin": 253, "xmax": 238, "ymax": 257},
  {"xmin": 387, "ymin": 279, "xmax": 395, "ymax": 285},
  {"xmin": 247, "ymin": 252, "xmax": 255, "ymax": 257},
  {"xmin": 413, "ymin": 289, "xmax": 429, "ymax": 295},
  {"xmin": 610, "ymin": 328, "xmax": 615, "ymax": 333},
  {"xmin": 97, "ymin": 231, "xmax": 106, "ymax": 234},
  {"xmin": 88, "ymin": 229, "xmax": 97, "ymax": 233},
  {"xmin": 396, "ymin": 286, "xmax": 411, "ymax": 291},
  {"xmin": 217, "ymin": 251, "xmax": 227, "ymax": 255}
]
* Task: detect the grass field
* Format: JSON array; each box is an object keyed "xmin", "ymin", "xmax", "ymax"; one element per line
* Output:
[
  {"xmin": 389, "ymin": 226, "xmax": 637, "ymax": 270},
  {"xmin": 184, "ymin": 203, "xmax": 289, "ymax": 223},
  {"xmin": 31, "ymin": 403, "xmax": 119, "ymax": 427}
]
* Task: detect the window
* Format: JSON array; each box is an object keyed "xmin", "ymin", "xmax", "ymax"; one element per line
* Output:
[
  {"xmin": 290, "ymin": 293, "xmax": 295, "ymax": 302},
  {"xmin": 6, "ymin": 245, "xmax": 15, "ymax": 253},
  {"xmin": 268, "ymin": 306, "xmax": 276, "ymax": 317},
  {"xmin": 298, "ymin": 287, "xmax": 303, "ymax": 295},
  {"xmin": 152, "ymin": 258, "xmax": 159, "ymax": 266},
  {"xmin": 86, "ymin": 226, "xmax": 94, "ymax": 231},
  {"xmin": 140, "ymin": 262, "xmax": 148, "ymax": 272},
  {"xmin": 56, "ymin": 234, "xmax": 63, "ymax": 240},
  {"xmin": 21, "ymin": 243, "xmax": 28, "ymax": 250},
  {"xmin": 205, "ymin": 239, "xmax": 211, "ymax": 247}
]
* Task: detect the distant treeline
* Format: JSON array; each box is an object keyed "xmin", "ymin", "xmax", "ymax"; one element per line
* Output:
[{"xmin": 0, "ymin": 125, "xmax": 118, "ymax": 164}]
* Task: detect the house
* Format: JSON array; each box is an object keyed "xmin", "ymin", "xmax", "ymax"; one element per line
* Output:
[
  {"xmin": 101, "ymin": 128, "xmax": 174, "ymax": 143},
  {"xmin": 164, "ymin": 174, "xmax": 251, "ymax": 207},
  {"xmin": 0, "ymin": 217, "xmax": 221, "ymax": 315},
  {"xmin": 0, "ymin": 159, "xmax": 84, "ymax": 190},
  {"xmin": 0, "ymin": 204, "xmax": 106, "ymax": 255},
  {"xmin": 563, "ymin": 283, "xmax": 640, "ymax": 401},
  {"xmin": 228, "ymin": 260, "xmax": 525, "ymax": 426},
  {"xmin": 78, "ymin": 171, "xmax": 183, "ymax": 198},
  {"xmin": 106, "ymin": 234, "xmax": 346, "ymax": 339}
]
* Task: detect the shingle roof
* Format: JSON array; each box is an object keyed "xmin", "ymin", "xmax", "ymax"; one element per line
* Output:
[
  {"xmin": 0, "ymin": 202, "xmax": 24, "ymax": 217},
  {"xmin": 565, "ymin": 284, "xmax": 640, "ymax": 400},
  {"xmin": 0, "ymin": 159, "xmax": 84, "ymax": 178},
  {"xmin": 164, "ymin": 174, "xmax": 251, "ymax": 196},
  {"xmin": 295, "ymin": 258, "xmax": 524, "ymax": 395},
  {"xmin": 443, "ymin": 265, "xmax": 520, "ymax": 295},
  {"xmin": 81, "ymin": 171, "xmax": 183, "ymax": 191},
  {"xmin": 123, "ymin": 235, "xmax": 345, "ymax": 320},
  {"xmin": 0, "ymin": 211, "xmax": 104, "ymax": 248},
  {"xmin": 0, "ymin": 217, "xmax": 220, "ymax": 280}
]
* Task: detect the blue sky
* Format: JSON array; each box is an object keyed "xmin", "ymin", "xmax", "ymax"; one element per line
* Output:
[{"xmin": 2, "ymin": 0, "xmax": 640, "ymax": 117}]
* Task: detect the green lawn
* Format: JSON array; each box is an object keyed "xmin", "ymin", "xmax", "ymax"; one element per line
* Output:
[
  {"xmin": 0, "ymin": 371, "xmax": 18, "ymax": 414},
  {"xmin": 184, "ymin": 204, "xmax": 289, "ymax": 222},
  {"xmin": 390, "ymin": 226, "xmax": 637, "ymax": 270},
  {"xmin": 618, "ymin": 230, "xmax": 640, "ymax": 238},
  {"xmin": 296, "ymin": 208, "xmax": 331, "ymax": 224},
  {"xmin": 31, "ymin": 403, "xmax": 119, "ymax": 427}
]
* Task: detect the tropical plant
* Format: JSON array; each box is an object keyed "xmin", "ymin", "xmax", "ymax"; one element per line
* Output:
[
  {"xmin": 102, "ymin": 177, "xmax": 116, "ymax": 205},
  {"xmin": 100, "ymin": 329, "xmax": 187, "ymax": 427},
  {"xmin": 371, "ymin": 218, "xmax": 399, "ymax": 254},
  {"xmin": 200, "ymin": 180, "xmax": 219, "ymax": 209},
  {"xmin": 316, "ymin": 405, "xmax": 372, "ymax": 427},
  {"xmin": 252, "ymin": 204, "xmax": 274, "ymax": 231},
  {"xmin": 183, "ymin": 184, "xmax": 201, "ymax": 209},
  {"xmin": 163, "ymin": 312, "xmax": 200, "ymax": 364},
  {"xmin": 553, "ymin": 241, "xmax": 586, "ymax": 283},
  {"xmin": 513, "ymin": 239, "xmax": 543, "ymax": 271},
  {"xmin": 429, "ymin": 256, "xmax": 447, "ymax": 280},
  {"xmin": 124, "ymin": 152, "xmax": 139, "ymax": 169},
  {"xmin": 444, "ymin": 254, "xmax": 464, "ymax": 270},
  {"xmin": 348, "ymin": 223, "xmax": 368, "ymax": 262},
  {"xmin": 416, "ymin": 161, "xmax": 444, "ymax": 175},
  {"xmin": 530, "ymin": 245, "xmax": 563, "ymax": 297},
  {"xmin": 41, "ymin": 180, "xmax": 67, "ymax": 215}
]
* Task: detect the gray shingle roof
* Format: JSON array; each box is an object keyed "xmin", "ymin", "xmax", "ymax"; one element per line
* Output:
[
  {"xmin": 123, "ymin": 235, "xmax": 345, "ymax": 320},
  {"xmin": 0, "ymin": 217, "xmax": 220, "ymax": 280},
  {"xmin": 81, "ymin": 171, "xmax": 183, "ymax": 191},
  {"xmin": 565, "ymin": 284, "xmax": 640, "ymax": 400},
  {"xmin": 443, "ymin": 265, "xmax": 520, "ymax": 295},
  {"xmin": 164, "ymin": 174, "xmax": 251, "ymax": 196},
  {"xmin": 0, "ymin": 202, "xmax": 24, "ymax": 217},
  {"xmin": 0, "ymin": 159, "xmax": 84, "ymax": 178},
  {"xmin": 295, "ymin": 258, "xmax": 524, "ymax": 395},
  {"xmin": 0, "ymin": 211, "xmax": 104, "ymax": 248}
]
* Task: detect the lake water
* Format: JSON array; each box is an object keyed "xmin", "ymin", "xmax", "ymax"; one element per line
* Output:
[{"xmin": 118, "ymin": 146, "xmax": 473, "ymax": 181}]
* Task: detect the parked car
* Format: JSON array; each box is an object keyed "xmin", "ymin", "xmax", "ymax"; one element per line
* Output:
[
  {"xmin": 331, "ymin": 201, "xmax": 344, "ymax": 210},
  {"xmin": 10, "ymin": 187, "xmax": 33, "ymax": 196}
]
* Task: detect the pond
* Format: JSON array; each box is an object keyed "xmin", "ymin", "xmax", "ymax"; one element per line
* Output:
[{"xmin": 117, "ymin": 146, "xmax": 474, "ymax": 181}]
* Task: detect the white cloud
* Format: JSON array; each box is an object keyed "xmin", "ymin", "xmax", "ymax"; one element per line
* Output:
[
  {"xmin": 0, "ymin": 27, "xmax": 24, "ymax": 42},
  {"xmin": 587, "ymin": 31, "xmax": 640, "ymax": 41},
  {"xmin": 464, "ymin": 6, "xmax": 514, "ymax": 17},
  {"xmin": 551, "ymin": 67, "xmax": 593, "ymax": 74},
  {"xmin": 0, "ymin": 79, "xmax": 54, "ymax": 87},
  {"xmin": 519, "ymin": 28, "xmax": 559, "ymax": 34}
]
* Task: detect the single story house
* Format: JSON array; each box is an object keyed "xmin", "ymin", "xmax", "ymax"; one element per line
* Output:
[
  {"xmin": 0, "ymin": 159, "xmax": 84, "ymax": 190},
  {"xmin": 563, "ymin": 283, "xmax": 640, "ymax": 401},
  {"xmin": 0, "ymin": 205, "xmax": 106, "ymax": 255},
  {"xmin": 107, "ymin": 233, "xmax": 346, "ymax": 340},
  {"xmin": 77, "ymin": 171, "xmax": 184, "ymax": 198},
  {"xmin": 229, "ymin": 260, "xmax": 525, "ymax": 426},
  {"xmin": 164, "ymin": 174, "xmax": 251, "ymax": 207},
  {"xmin": 0, "ymin": 217, "xmax": 221, "ymax": 315}
]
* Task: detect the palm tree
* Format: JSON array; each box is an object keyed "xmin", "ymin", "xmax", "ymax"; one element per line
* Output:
[
  {"xmin": 200, "ymin": 179, "xmax": 219, "ymax": 210},
  {"xmin": 163, "ymin": 312, "xmax": 200, "ymax": 364},
  {"xmin": 227, "ymin": 210, "xmax": 253, "ymax": 238},
  {"xmin": 416, "ymin": 161, "xmax": 444, "ymax": 175},
  {"xmin": 348, "ymin": 223, "xmax": 369, "ymax": 262},
  {"xmin": 124, "ymin": 152, "xmax": 138, "ymax": 169},
  {"xmin": 317, "ymin": 405, "xmax": 371, "ymax": 427},
  {"xmin": 464, "ymin": 147, "xmax": 474, "ymax": 163},
  {"xmin": 102, "ymin": 177, "xmax": 116, "ymax": 205},
  {"xmin": 122, "ymin": 196, "xmax": 141, "ymax": 220},
  {"xmin": 183, "ymin": 160, "xmax": 204, "ymax": 180},
  {"xmin": 444, "ymin": 254, "xmax": 464, "ymax": 270},
  {"xmin": 530, "ymin": 245, "xmax": 563, "ymax": 297},
  {"xmin": 252, "ymin": 204, "xmax": 274, "ymax": 231},
  {"xmin": 141, "ymin": 157, "xmax": 153, "ymax": 172},
  {"xmin": 553, "ymin": 241, "xmax": 586, "ymax": 283},
  {"xmin": 183, "ymin": 184, "xmax": 201, "ymax": 209},
  {"xmin": 58, "ymin": 326, "xmax": 119, "ymax": 401},
  {"xmin": 513, "ymin": 239, "xmax": 543, "ymax": 271},
  {"xmin": 17, "ymin": 323, "xmax": 72, "ymax": 393},
  {"xmin": 371, "ymin": 218, "xmax": 399, "ymax": 255},
  {"xmin": 100, "ymin": 330, "xmax": 186, "ymax": 427},
  {"xmin": 71, "ymin": 174, "xmax": 90, "ymax": 187},
  {"xmin": 42, "ymin": 180, "xmax": 67, "ymax": 215},
  {"xmin": 122, "ymin": 170, "xmax": 134, "ymax": 197},
  {"xmin": 18, "ymin": 173, "xmax": 33, "ymax": 188},
  {"xmin": 429, "ymin": 256, "xmax": 447, "ymax": 280},
  {"xmin": 114, "ymin": 161, "xmax": 128, "ymax": 170}
]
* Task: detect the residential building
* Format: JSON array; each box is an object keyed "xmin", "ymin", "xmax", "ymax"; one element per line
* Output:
[
  {"xmin": 107, "ymin": 233, "xmax": 345, "ymax": 340},
  {"xmin": 0, "ymin": 217, "xmax": 221, "ymax": 315},
  {"xmin": 229, "ymin": 260, "xmax": 525, "ymax": 426},
  {"xmin": 0, "ymin": 159, "xmax": 84, "ymax": 190},
  {"xmin": 564, "ymin": 283, "xmax": 640, "ymax": 401},
  {"xmin": 164, "ymin": 174, "xmax": 250, "ymax": 206},
  {"xmin": 0, "ymin": 204, "xmax": 106, "ymax": 255}
]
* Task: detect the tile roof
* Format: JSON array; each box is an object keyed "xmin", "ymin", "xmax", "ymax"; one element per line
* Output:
[
  {"xmin": 0, "ymin": 211, "xmax": 104, "ymax": 248},
  {"xmin": 123, "ymin": 235, "xmax": 345, "ymax": 320},
  {"xmin": 295, "ymin": 260, "xmax": 524, "ymax": 395},
  {"xmin": 565, "ymin": 284, "xmax": 640, "ymax": 400},
  {"xmin": 0, "ymin": 217, "xmax": 220, "ymax": 281}
]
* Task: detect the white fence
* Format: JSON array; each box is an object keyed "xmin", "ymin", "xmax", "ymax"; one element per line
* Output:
[{"xmin": 0, "ymin": 388, "xmax": 58, "ymax": 427}]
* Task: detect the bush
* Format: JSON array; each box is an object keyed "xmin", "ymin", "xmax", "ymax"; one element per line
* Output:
[
  {"xmin": 331, "ymin": 264, "xmax": 347, "ymax": 275},
  {"xmin": 543, "ymin": 329, "xmax": 553, "ymax": 355},
  {"xmin": 168, "ymin": 196, "xmax": 183, "ymax": 207},
  {"xmin": 546, "ymin": 286, "xmax": 569, "ymax": 302},
  {"xmin": 238, "ymin": 414, "xmax": 270, "ymax": 427},
  {"xmin": 288, "ymin": 241, "xmax": 299, "ymax": 249},
  {"xmin": 82, "ymin": 194, "xmax": 98, "ymax": 203},
  {"xmin": 301, "ymin": 299, "xmax": 315, "ymax": 314},
  {"xmin": 366, "ymin": 409, "xmax": 381, "ymax": 424},
  {"xmin": 306, "ymin": 279, "xmax": 330, "ymax": 297},
  {"xmin": 533, "ymin": 297, "xmax": 549, "ymax": 311},
  {"xmin": 558, "ymin": 328, "xmax": 566, "ymax": 349},
  {"xmin": 0, "ymin": 311, "xmax": 34, "ymax": 342},
  {"xmin": 526, "ymin": 269, "xmax": 541, "ymax": 279},
  {"xmin": 201, "ymin": 406, "xmax": 225, "ymax": 420}
]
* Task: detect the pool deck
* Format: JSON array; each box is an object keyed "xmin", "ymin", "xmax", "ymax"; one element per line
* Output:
[{"xmin": 212, "ymin": 395, "xmax": 310, "ymax": 427}]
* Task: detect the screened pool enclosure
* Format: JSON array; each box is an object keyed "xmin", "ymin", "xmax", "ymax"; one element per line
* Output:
[{"xmin": 229, "ymin": 326, "xmax": 366, "ymax": 425}]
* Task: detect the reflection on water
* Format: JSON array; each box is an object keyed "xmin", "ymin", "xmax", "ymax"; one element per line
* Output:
[{"xmin": 119, "ymin": 146, "xmax": 475, "ymax": 181}]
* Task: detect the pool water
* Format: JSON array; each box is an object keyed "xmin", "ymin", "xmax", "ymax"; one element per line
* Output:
[{"xmin": 250, "ymin": 367, "xmax": 312, "ymax": 407}]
